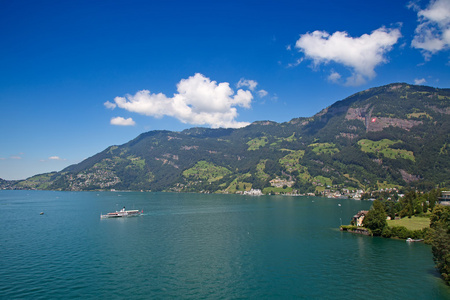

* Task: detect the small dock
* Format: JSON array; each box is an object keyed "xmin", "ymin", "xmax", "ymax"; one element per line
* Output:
[{"xmin": 340, "ymin": 225, "xmax": 372, "ymax": 236}]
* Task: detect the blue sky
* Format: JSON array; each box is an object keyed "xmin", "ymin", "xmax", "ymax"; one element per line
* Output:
[{"xmin": 1, "ymin": 0, "xmax": 449, "ymax": 180}]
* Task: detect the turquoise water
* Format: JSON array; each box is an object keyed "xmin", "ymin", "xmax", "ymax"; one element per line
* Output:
[{"xmin": 1, "ymin": 190, "xmax": 449, "ymax": 299}]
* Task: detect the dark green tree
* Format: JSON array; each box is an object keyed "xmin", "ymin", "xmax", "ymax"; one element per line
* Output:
[
  {"xmin": 428, "ymin": 189, "xmax": 440, "ymax": 212},
  {"xmin": 363, "ymin": 200, "xmax": 387, "ymax": 236},
  {"xmin": 430, "ymin": 205, "xmax": 450, "ymax": 230},
  {"xmin": 399, "ymin": 191, "xmax": 416, "ymax": 218}
]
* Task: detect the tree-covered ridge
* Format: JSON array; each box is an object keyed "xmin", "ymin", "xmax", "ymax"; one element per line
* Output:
[{"xmin": 10, "ymin": 83, "xmax": 450, "ymax": 193}]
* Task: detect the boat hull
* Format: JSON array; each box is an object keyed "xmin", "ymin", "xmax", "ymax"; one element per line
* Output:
[{"xmin": 100, "ymin": 209, "xmax": 141, "ymax": 219}]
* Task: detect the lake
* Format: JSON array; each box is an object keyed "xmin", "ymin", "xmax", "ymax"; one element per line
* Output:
[{"xmin": 1, "ymin": 190, "xmax": 449, "ymax": 299}]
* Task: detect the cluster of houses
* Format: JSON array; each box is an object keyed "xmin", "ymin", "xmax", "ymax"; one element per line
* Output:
[
  {"xmin": 243, "ymin": 189, "xmax": 264, "ymax": 196},
  {"xmin": 66, "ymin": 170, "xmax": 121, "ymax": 190},
  {"xmin": 320, "ymin": 189, "xmax": 365, "ymax": 199}
]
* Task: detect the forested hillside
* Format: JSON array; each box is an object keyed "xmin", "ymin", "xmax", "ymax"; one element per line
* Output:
[{"xmin": 11, "ymin": 83, "xmax": 450, "ymax": 194}]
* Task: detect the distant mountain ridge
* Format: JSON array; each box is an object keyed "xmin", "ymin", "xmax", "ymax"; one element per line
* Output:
[{"xmin": 6, "ymin": 83, "xmax": 450, "ymax": 194}]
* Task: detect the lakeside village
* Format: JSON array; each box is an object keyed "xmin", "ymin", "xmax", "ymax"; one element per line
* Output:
[
  {"xmin": 0, "ymin": 174, "xmax": 422, "ymax": 201},
  {"xmin": 340, "ymin": 190, "xmax": 450, "ymax": 237},
  {"xmin": 242, "ymin": 187, "xmax": 367, "ymax": 198},
  {"xmin": 241, "ymin": 181, "xmax": 386, "ymax": 199}
]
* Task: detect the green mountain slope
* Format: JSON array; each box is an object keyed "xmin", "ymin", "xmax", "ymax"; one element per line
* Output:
[{"xmin": 15, "ymin": 83, "xmax": 450, "ymax": 193}]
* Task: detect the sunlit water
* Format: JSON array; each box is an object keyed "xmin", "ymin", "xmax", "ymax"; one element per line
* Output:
[{"xmin": 1, "ymin": 190, "xmax": 449, "ymax": 299}]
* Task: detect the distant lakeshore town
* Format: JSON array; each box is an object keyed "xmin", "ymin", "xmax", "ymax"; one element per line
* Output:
[{"xmin": 1, "ymin": 176, "xmax": 398, "ymax": 201}]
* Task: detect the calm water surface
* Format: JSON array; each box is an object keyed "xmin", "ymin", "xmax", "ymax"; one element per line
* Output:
[{"xmin": 1, "ymin": 190, "xmax": 449, "ymax": 299}]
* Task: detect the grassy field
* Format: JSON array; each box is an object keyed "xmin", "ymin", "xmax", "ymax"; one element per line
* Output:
[
  {"xmin": 387, "ymin": 216, "xmax": 430, "ymax": 230},
  {"xmin": 279, "ymin": 150, "xmax": 305, "ymax": 172},
  {"xmin": 247, "ymin": 137, "xmax": 268, "ymax": 150},
  {"xmin": 358, "ymin": 139, "xmax": 415, "ymax": 162},
  {"xmin": 256, "ymin": 160, "xmax": 270, "ymax": 181},
  {"xmin": 182, "ymin": 160, "xmax": 231, "ymax": 182},
  {"xmin": 308, "ymin": 142, "xmax": 339, "ymax": 155}
]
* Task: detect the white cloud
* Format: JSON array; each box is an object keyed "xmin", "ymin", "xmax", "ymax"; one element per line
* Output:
[
  {"xmin": 295, "ymin": 26, "xmax": 401, "ymax": 85},
  {"xmin": 287, "ymin": 58, "xmax": 304, "ymax": 68},
  {"xmin": 411, "ymin": 0, "xmax": 450, "ymax": 59},
  {"xmin": 328, "ymin": 71, "xmax": 342, "ymax": 83},
  {"xmin": 104, "ymin": 101, "xmax": 116, "ymax": 109},
  {"xmin": 111, "ymin": 73, "xmax": 253, "ymax": 128},
  {"xmin": 48, "ymin": 156, "xmax": 66, "ymax": 161},
  {"xmin": 110, "ymin": 117, "xmax": 136, "ymax": 126},
  {"xmin": 257, "ymin": 89, "xmax": 268, "ymax": 98},
  {"xmin": 10, "ymin": 156, "xmax": 21, "ymax": 160},
  {"xmin": 414, "ymin": 78, "xmax": 427, "ymax": 84},
  {"xmin": 236, "ymin": 78, "xmax": 258, "ymax": 91}
]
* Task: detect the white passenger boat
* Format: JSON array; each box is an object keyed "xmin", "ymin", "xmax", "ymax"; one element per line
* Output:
[{"xmin": 101, "ymin": 207, "xmax": 142, "ymax": 219}]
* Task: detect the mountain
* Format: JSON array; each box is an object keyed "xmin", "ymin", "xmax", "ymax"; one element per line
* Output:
[{"xmin": 13, "ymin": 83, "xmax": 450, "ymax": 194}]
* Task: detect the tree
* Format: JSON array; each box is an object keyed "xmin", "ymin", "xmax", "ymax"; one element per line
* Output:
[
  {"xmin": 399, "ymin": 191, "xmax": 416, "ymax": 218},
  {"xmin": 431, "ymin": 226, "xmax": 450, "ymax": 283},
  {"xmin": 430, "ymin": 205, "xmax": 450, "ymax": 230},
  {"xmin": 430, "ymin": 205, "xmax": 450, "ymax": 285},
  {"xmin": 428, "ymin": 189, "xmax": 440, "ymax": 212},
  {"xmin": 363, "ymin": 200, "xmax": 387, "ymax": 236}
]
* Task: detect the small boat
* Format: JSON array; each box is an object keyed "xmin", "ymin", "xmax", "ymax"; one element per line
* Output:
[
  {"xmin": 40, "ymin": 212, "xmax": 44, "ymax": 215},
  {"xmin": 406, "ymin": 238, "xmax": 424, "ymax": 242},
  {"xmin": 101, "ymin": 206, "xmax": 142, "ymax": 219}
]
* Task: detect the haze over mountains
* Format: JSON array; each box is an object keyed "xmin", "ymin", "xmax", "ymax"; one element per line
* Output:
[{"xmin": 4, "ymin": 83, "xmax": 450, "ymax": 194}]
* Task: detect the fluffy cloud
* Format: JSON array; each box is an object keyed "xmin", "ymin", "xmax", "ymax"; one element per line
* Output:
[
  {"xmin": 287, "ymin": 58, "xmax": 304, "ymax": 68},
  {"xmin": 257, "ymin": 89, "xmax": 268, "ymax": 98},
  {"xmin": 411, "ymin": 0, "xmax": 450, "ymax": 58},
  {"xmin": 110, "ymin": 117, "xmax": 136, "ymax": 126},
  {"xmin": 328, "ymin": 71, "xmax": 342, "ymax": 83},
  {"xmin": 110, "ymin": 73, "xmax": 253, "ymax": 128},
  {"xmin": 104, "ymin": 101, "xmax": 116, "ymax": 109},
  {"xmin": 48, "ymin": 156, "xmax": 67, "ymax": 161},
  {"xmin": 295, "ymin": 27, "xmax": 401, "ymax": 85},
  {"xmin": 414, "ymin": 78, "xmax": 427, "ymax": 85},
  {"xmin": 236, "ymin": 78, "xmax": 258, "ymax": 91}
]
